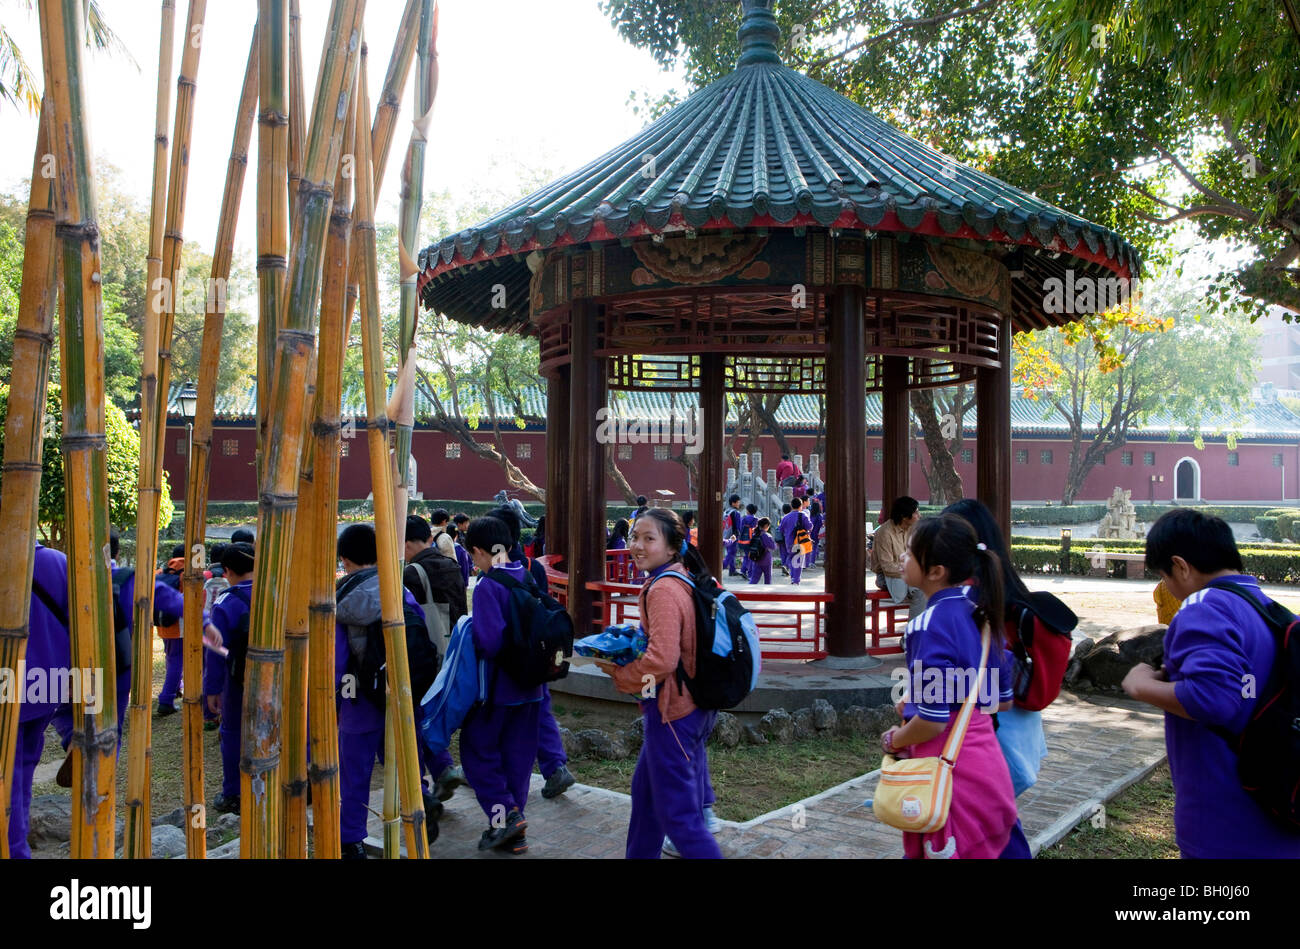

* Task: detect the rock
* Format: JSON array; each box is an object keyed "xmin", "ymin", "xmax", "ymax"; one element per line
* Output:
[
  {"xmin": 1080, "ymin": 625, "xmax": 1166, "ymax": 689},
  {"xmin": 206, "ymin": 812, "xmax": 240, "ymax": 846},
  {"xmin": 620, "ymin": 718, "xmax": 644, "ymax": 756},
  {"xmin": 574, "ymin": 728, "xmax": 628, "ymax": 759},
  {"xmin": 812, "ymin": 698, "xmax": 837, "ymax": 731},
  {"xmin": 835, "ymin": 705, "xmax": 870, "ymax": 737},
  {"xmin": 154, "ymin": 806, "xmax": 186, "ymax": 829},
  {"xmin": 559, "ymin": 726, "xmax": 588, "ymax": 760},
  {"xmin": 864, "ymin": 705, "xmax": 900, "ymax": 736},
  {"xmin": 206, "ymin": 838, "xmax": 241, "ymax": 859},
  {"xmin": 27, "ymin": 795, "xmax": 71, "ymax": 844},
  {"xmin": 791, "ymin": 707, "xmax": 815, "ymax": 740},
  {"xmin": 709, "ymin": 711, "xmax": 742, "ymax": 748},
  {"xmin": 1076, "ymin": 677, "xmax": 1094, "ymax": 691},
  {"xmin": 743, "ymin": 723, "xmax": 768, "ymax": 745},
  {"xmin": 758, "ymin": 708, "xmax": 795, "ymax": 743},
  {"xmin": 151, "ymin": 824, "xmax": 187, "ymax": 859},
  {"xmin": 1063, "ymin": 657, "xmax": 1084, "ymax": 687},
  {"xmin": 1072, "ymin": 638, "xmax": 1096, "ymax": 662}
]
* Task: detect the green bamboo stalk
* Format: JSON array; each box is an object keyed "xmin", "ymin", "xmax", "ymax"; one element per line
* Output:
[
  {"xmin": 354, "ymin": 55, "xmax": 428, "ymax": 859},
  {"xmin": 0, "ymin": 101, "xmax": 57, "ymax": 860},
  {"xmin": 393, "ymin": 0, "xmax": 437, "ymax": 518},
  {"xmin": 242, "ymin": 0, "xmax": 365, "ymax": 859},
  {"xmin": 256, "ymin": 0, "xmax": 288, "ymax": 487},
  {"xmin": 128, "ymin": 0, "xmax": 208, "ymax": 859},
  {"xmin": 38, "ymin": 0, "xmax": 117, "ymax": 859},
  {"xmin": 287, "ymin": 0, "xmax": 305, "ymax": 233},
  {"xmin": 382, "ymin": 705, "xmax": 399, "ymax": 856},
  {"xmin": 179, "ymin": 22, "xmax": 259, "ymax": 862}
]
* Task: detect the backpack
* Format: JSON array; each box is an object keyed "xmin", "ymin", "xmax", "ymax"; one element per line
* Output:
[
  {"xmin": 748, "ymin": 537, "xmax": 766, "ymax": 562},
  {"xmin": 221, "ymin": 585, "xmax": 253, "ymax": 689},
  {"xmin": 155, "ymin": 567, "xmax": 183, "ymax": 628},
  {"xmin": 1202, "ymin": 580, "xmax": 1300, "ymax": 833},
  {"xmin": 793, "ymin": 521, "xmax": 813, "ymax": 555},
  {"xmin": 1004, "ymin": 595, "xmax": 1076, "ymax": 711},
  {"xmin": 32, "ymin": 573, "xmax": 132, "ymax": 674},
  {"xmin": 485, "ymin": 567, "xmax": 573, "ymax": 689},
  {"xmin": 407, "ymin": 561, "xmax": 452, "ymax": 649},
  {"xmin": 646, "ymin": 569, "xmax": 761, "ymax": 710},
  {"xmin": 337, "ymin": 569, "xmax": 441, "ymax": 710}
]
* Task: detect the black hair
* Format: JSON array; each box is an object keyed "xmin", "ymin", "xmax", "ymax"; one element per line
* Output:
[
  {"xmin": 1145, "ymin": 509, "xmax": 1243, "ymax": 576},
  {"xmin": 611, "ymin": 518, "xmax": 630, "ymax": 542},
  {"xmin": 446, "ymin": 523, "xmax": 459, "ymax": 542},
  {"xmin": 222, "ymin": 542, "xmax": 255, "ymax": 576},
  {"xmin": 430, "ymin": 508, "xmax": 450, "ymax": 527},
  {"xmin": 781, "ymin": 454, "xmax": 790, "ymax": 460},
  {"xmin": 465, "ymin": 515, "xmax": 514, "ymax": 558},
  {"xmin": 231, "ymin": 528, "xmax": 255, "ymax": 544},
  {"xmin": 452, "ymin": 512, "xmax": 469, "ymax": 525},
  {"xmin": 109, "ymin": 529, "xmax": 119, "ymax": 562},
  {"xmin": 486, "ymin": 505, "xmax": 522, "ymax": 544},
  {"xmin": 889, "ymin": 495, "xmax": 919, "ymax": 525},
  {"xmin": 337, "ymin": 523, "xmax": 377, "ymax": 566},
  {"xmin": 782, "ymin": 503, "xmax": 791, "ymax": 515},
  {"xmin": 810, "ymin": 500, "xmax": 822, "ymax": 517},
  {"xmin": 757, "ymin": 516, "xmax": 771, "ymax": 530},
  {"xmin": 209, "ymin": 542, "xmax": 228, "ymax": 565},
  {"xmin": 907, "ymin": 513, "xmax": 1005, "ymax": 636},
  {"xmin": 791, "ymin": 496, "xmax": 803, "ymax": 509},
  {"xmin": 634, "ymin": 508, "xmax": 710, "ymax": 577},
  {"xmin": 728, "ymin": 494, "xmax": 741, "ymax": 505},
  {"xmin": 681, "ymin": 510, "xmax": 695, "ymax": 529},
  {"xmin": 406, "ymin": 514, "xmax": 432, "ymax": 544},
  {"xmin": 532, "ymin": 514, "xmax": 545, "ymax": 553},
  {"xmin": 171, "ymin": 543, "xmax": 186, "ymax": 559},
  {"xmin": 636, "ymin": 495, "xmax": 647, "ymax": 507},
  {"xmin": 746, "ymin": 503, "xmax": 758, "ymax": 515}
]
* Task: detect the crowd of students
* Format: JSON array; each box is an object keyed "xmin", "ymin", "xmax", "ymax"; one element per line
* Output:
[{"xmin": 8, "ymin": 491, "xmax": 1298, "ymax": 862}]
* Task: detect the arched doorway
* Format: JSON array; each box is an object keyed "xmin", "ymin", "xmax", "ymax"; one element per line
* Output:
[{"xmin": 1174, "ymin": 456, "xmax": 1200, "ymax": 501}]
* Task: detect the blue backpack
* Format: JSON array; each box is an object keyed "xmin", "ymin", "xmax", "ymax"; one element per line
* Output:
[{"xmin": 646, "ymin": 570, "xmax": 761, "ymax": 710}]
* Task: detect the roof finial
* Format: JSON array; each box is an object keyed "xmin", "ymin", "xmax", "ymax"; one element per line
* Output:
[{"xmin": 737, "ymin": 0, "xmax": 782, "ymax": 67}]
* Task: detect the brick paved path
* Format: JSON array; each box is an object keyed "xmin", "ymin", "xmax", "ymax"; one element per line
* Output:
[{"xmin": 366, "ymin": 692, "xmax": 1167, "ymax": 859}]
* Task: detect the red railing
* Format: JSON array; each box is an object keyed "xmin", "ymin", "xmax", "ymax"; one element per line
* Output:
[{"xmin": 866, "ymin": 590, "xmax": 908, "ymax": 656}]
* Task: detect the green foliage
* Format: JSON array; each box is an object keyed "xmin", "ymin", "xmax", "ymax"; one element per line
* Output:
[
  {"xmin": 1255, "ymin": 516, "xmax": 1279, "ymax": 541},
  {"xmin": 1011, "ymin": 542, "xmax": 1300, "ymax": 583},
  {"xmin": 1011, "ymin": 504, "xmax": 1108, "ymax": 525},
  {"xmin": 0, "ymin": 384, "xmax": 173, "ymax": 543}
]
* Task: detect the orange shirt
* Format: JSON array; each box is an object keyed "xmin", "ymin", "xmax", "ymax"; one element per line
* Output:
[{"xmin": 610, "ymin": 562, "xmax": 699, "ymax": 723}]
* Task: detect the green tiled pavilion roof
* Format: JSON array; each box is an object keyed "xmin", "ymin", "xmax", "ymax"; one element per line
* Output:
[{"xmin": 419, "ymin": 0, "xmax": 1139, "ymax": 333}]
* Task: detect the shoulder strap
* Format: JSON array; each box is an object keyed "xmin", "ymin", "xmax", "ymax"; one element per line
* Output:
[
  {"xmin": 410, "ymin": 561, "xmax": 435, "ymax": 604},
  {"xmin": 939, "ymin": 623, "xmax": 992, "ymax": 765},
  {"xmin": 1206, "ymin": 580, "xmax": 1294, "ymax": 631},
  {"xmin": 31, "ymin": 577, "xmax": 69, "ymax": 629},
  {"xmin": 486, "ymin": 567, "xmax": 537, "ymax": 594}
]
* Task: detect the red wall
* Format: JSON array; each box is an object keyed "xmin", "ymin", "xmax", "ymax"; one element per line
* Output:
[{"xmin": 164, "ymin": 422, "xmax": 1300, "ymax": 506}]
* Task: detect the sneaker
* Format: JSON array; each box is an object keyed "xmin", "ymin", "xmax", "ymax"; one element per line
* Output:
[
  {"xmin": 341, "ymin": 840, "xmax": 367, "ymax": 860},
  {"xmin": 661, "ymin": 836, "xmax": 680, "ymax": 858},
  {"xmin": 541, "ymin": 764, "xmax": 576, "ymax": 799},
  {"xmin": 156, "ymin": 703, "xmax": 178, "ymax": 717},
  {"xmin": 203, "ymin": 719, "xmax": 220, "ymax": 732},
  {"xmin": 508, "ymin": 833, "xmax": 529, "ymax": 855},
  {"xmin": 213, "ymin": 794, "xmax": 241, "ymax": 815},
  {"xmin": 422, "ymin": 793, "xmax": 445, "ymax": 842},
  {"xmin": 477, "ymin": 808, "xmax": 527, "ymax": 851},
  {"xmin": 55, "ymin": 750, "xmax": 73, "ymax": 788},
  {"xmin": 433, "ymin": 765, "xmax": 465, "ymax": 802},
  {"xmin": 704, "ymin": 805, "xmax": 722, "ymax": 835}
]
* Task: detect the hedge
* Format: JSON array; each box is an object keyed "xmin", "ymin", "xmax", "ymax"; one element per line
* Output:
[
  {"xmin": 1256, "ymin": 516, "xmax": 1279, "ymax": 541},
  {"xmin": 1010, "ymin": 544, "xmax": 1300, "ymax": 583}
]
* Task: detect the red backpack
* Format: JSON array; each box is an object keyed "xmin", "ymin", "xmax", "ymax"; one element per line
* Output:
[{"xmin": 1004, "ymin": 598, "xmax": 1074, "ymax": 711}]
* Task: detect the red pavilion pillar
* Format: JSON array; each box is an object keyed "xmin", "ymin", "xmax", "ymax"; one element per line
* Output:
[
  {"xmin": 881, "ymin": 355, "xmax": 910, "ymax": 514},
  {"xmin": 977, "ymin": 314, "xmax": 1013, "ymax": 541},
  {"xmin": 825, "ymin": 285, "xmax": 867, "ymax": 658},
  {"xmin": 697, "ymin": 353, "xmax": 726, "ymax": 579},
  {"xmin": 566, "ymin": 300, "xmax": 606, "ymax": 633},
  {"xmin": 546, "ymin": 366, "xmax": 570, "ymax": 563}
]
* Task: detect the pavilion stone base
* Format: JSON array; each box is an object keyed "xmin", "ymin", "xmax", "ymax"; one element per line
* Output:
[{"xmin": 552, "ymin": 658, "xmax": 899, "ymax": 714}]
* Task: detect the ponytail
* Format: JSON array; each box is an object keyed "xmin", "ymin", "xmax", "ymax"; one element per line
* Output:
[{"xmin": 971, "ymin": 547, "xmax": 1005, "ymax": 637}]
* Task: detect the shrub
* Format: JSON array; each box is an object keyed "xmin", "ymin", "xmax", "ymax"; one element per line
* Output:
[{"xmin": 1256, "ymin": 516, "xmax": 1279, "ymax": 541}]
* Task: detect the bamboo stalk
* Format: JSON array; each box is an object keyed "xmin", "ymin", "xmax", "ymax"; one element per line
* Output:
[
  {"xmin": 354, "ymin": 56, "xmax": 428, "ymax": 859},
  {"xmin": 287, "ymin": 0, "xmax": 305, "ymax": 233},
  {"xmin": 302, "ymin": 63, "xmax": 361, "ymax": 861},
  {"xmin": 242, "ymin": 0, "xmax": 365, "ymax": 859},
  {"xmin": 382, "ymin": 705, "xmax": 399, "ymax": 856},
  {"xmin": 0, "ymin": 101, "xmax": 57, "ymax": 860},
  {"xmin": 179, "ymin": 22, "xmax": 259, "ymax": 862},
  {"xmin": 393, "ymin": 0, "xmax": 437, "ymax": 526},
  {"xmin": 38, "ymin": 0, "xmax": 117, "ymax": 859},
  {"xmin": 256, "ymin": 0, "xmax": 289, "ymax": 486},
  {"xmin": 128, "ymin": 0, "xmax": 208, "ymax": 859}
]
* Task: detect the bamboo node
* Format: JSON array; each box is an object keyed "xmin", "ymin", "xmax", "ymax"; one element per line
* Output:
[
  {"xmin": 54, "ymin": 222, "xmax": 100, "ymax": 242},
  {"xmin": 257, "ymin": 254, "xmax": 288, "ymax": 269},
  {"xmin": 259, "ymin": 109, "xmax": 289, "ymax": 127},
  {"xmin": 307, "ymin": 603, "xmax": 337, "ymax": 617},
  {"xmin": 61, "ymin": 433, "xmax": 108, "ymax": 451},
  {"xmin": 244, "ymin": 646, "xmax": 285, "ymax": 664},
  {"xmin": 307, "ymin": 763, "xmax": 339, "ymax": 781},
  {"xmin": 12, "ymin": 327, "xmax": 55, "ymax": 344},
  {"xmin": 2, "ymin": 461, "xmax": 44, "ymax": 474},
  {"xmin": 0, "ymin": 626, "xmax": 31, "ymax": 639}
]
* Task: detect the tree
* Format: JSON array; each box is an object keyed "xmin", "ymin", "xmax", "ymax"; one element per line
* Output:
[
  {"xmin": 0, "ymin": 384, "xmax": 173, "ymax": 548},
  {"xmin": 167, "ymin": 244, "xmax": 258, "ymax": 399},
  {"xmin": 911, "ymin": 384, "xmax": 975, "ymax": 505},
  {"xmin": 0, "ymin": 1, "xmax": 132, "ymax": 113},
  {"xmin": 1013, "ymin": 268, "xmax": 1259, "ymax": 504}
]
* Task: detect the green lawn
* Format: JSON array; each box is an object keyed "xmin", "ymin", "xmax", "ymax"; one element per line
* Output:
[{"xmin": 1039, "ymin": 764, "xmax": 1178, "ymax": 859}]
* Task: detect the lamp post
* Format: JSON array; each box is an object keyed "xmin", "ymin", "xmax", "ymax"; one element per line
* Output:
[{"xmin": 178, "ymin": 381, "xmax": 198, "ymax": 487}]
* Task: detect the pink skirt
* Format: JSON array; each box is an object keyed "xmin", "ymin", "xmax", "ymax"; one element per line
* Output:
[{"xmin": 901, "ymin": 713, "xmax": 1018, "ymax": 859}]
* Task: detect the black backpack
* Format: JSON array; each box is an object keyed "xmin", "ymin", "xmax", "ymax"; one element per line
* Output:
[
  {"xmin": 337, "ymin": 570, "xmax": 441, "ymax": 710},
  {"xmin": 485, "ymin": 567, "xmax": 572, "ymax": 689},
  {"xmin": 221, "ymin": 585, "xmax": 253, "ymax": 689},
  {"xmin": 1204, "ymin": 580, "xmax": 1300, "ymax": 833}
]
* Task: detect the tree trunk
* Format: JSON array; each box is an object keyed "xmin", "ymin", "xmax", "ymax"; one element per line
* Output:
[
  {"xmin": 910, "ymin": 389, "xmax": 963, "ymax": 505},
  {"xmin": 750, "ymin": 394, "xmax": 792, "ymax": 458},
  {"xmin": 605, "ymin": 448, "xmax": 638, "ymax": 505}
]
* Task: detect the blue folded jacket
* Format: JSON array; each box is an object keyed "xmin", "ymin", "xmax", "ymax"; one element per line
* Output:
[{"xmin": 418, "ymin": 615, "xmax": 486, "ymax": 755}]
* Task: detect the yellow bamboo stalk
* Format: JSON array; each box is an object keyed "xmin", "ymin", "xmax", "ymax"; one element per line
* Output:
[
  {"xmin": 0, "ymin": 101, "xmax": 57, "ymax": 860},
  {"xmin": 242, "ymin": 0, "xmax": 365, "ymax": 859},
  {"xmin": 179, "ymin": 22, "xmax": 259, "ymax": 862},
  {"xmin": 287, "ymin": 0, "xmax": 305, "ymax": 233},
  {"xmin": 302, "ymin": 65, "xmax": 361, "ymax": 861},
  {"xmin": 354, "ymin": 55, "xmax": 428, "ymax": 859},
  {"xmin": 128, "ymin": 0, "xmax": 208, "ymax": 859},
  {"xmin": 256, "ymin": 0, "xmax": 289, "ymax": 485},
  {"xmin": 39, "ymin": 0, "xmax": 117, "ymax": 859},
  {"xmin": 382, "ymin": 706, "xmax": 399, "ymax": 856}
]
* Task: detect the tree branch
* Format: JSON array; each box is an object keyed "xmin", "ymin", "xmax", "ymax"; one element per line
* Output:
[{"xmin": 807, "ymin": 0, "xmax": 1005, "ymax": 71}]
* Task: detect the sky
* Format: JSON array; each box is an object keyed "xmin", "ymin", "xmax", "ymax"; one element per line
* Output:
[{"xmin": 0, "ymin": 0, "xmax": 686, "ymax": 258}]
